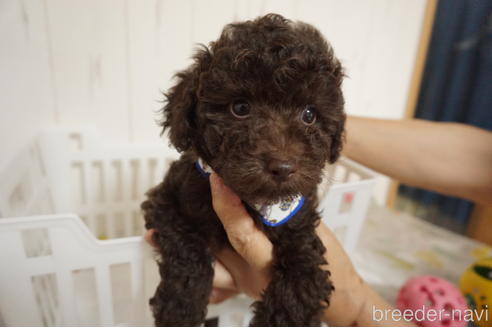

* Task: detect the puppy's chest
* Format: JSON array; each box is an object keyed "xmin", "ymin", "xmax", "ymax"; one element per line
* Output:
[{"xmin": 178, "ymin": 177, "xmax": 225, "ymax": 237}]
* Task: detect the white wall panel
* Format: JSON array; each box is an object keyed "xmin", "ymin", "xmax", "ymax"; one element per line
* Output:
[
  {"xmin": 45, "ymin": 0, "xmax": 130, "ymax": 141},
  {"xmin": 296, "ymin": 0, "xmax": 427, "ymax": 119},
  {"xmin": 127, "ymin": 0, "xmax": 194, "ymax": 142},
  {"xmin": 191, "ymin": 0, "xmax": 236, "ymax": 45},
  {"xmin": 126, "ymin": 0, "xmax": 164, "ymax": 142},
  {"xmin": 0, "ymin": 0, "xmax": 56, "ymax": 169}
]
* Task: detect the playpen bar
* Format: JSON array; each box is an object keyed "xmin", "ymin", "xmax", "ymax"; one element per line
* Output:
[
  {"xmin": 139, "ymin": 157, "xmax": 152, "ymax": 197},
  {"xmin": 318, "ymin": 188, "xmax": 346, "ymax": 229},
  {"xmin": 98, "ymin": 160, "xmax": 113, "ymax": 239},
  {"xmin": 340, "ymin": 187, "xmax": 372, "ymax": 252},
  {"xmin": 39, "ymin": 274, "xmax": 60, "ymax": 325},
  {"xmin": 47, "ymin": 225, "xmax": 80, "ymax": 326},
  {"xmin": 130, "ymin": 256, "xmax": 146, "ymax": 324},
  {"xmin": 121, "ymin": 160, "xmax": 131, "ymax": 202},
  {"xmin": 81, "ymin": 161, "xmax": 96, "ymax": 232},
  {"xmin": 106, "ymin": 213, "xmax": 115, "ymax": 239},
  {"xmin": 342, "ymin": 167, "xmax": 350, "ymax": 183},
  {"xmin": 124, "ymin": 211, "xmax": 133, "ymax": 237},
  {"xmin": 0, "ymin": 232, "xmax": 44, "ymax": 325},
  {"xmin": 156, "ymin": 157, "xmax": 168, "ymax": 183},
  {"xmin": 95, "ymin": 265, "xmax": 114, "ymax": 325},
  {"xmin": 120, "ymin": 159, "xmax": 134, "ymax": 237},
  {"xmin": 117, "ymin": 211, "xmax": 127, "ymax": 238},
  {"xmin": 55, "ymin": 269, "xmax": 77, "ymax": 325}
]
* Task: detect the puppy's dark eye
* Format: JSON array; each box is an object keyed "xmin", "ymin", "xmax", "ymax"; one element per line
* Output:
[
  {"xmin": 301, "ymin": 105, "xmax": 317, "ymax": 125},
  {"xmin": 230, "ymin": 101, "xmax": 251, "ymax": 118}
]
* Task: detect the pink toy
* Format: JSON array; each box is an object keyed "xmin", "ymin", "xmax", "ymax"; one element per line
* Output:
[{"xmin": 396, "ymin": 275, "xmax": 468, "ymax": 327}]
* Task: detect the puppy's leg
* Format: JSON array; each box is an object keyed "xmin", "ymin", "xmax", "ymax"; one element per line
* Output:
[
  {"xmin": 142, "ymin": 184, "xmax": 214, "ymax": 326},
  {"xmin": 250, "ymin": 231, "xmax": 332, "ymax": 326},
  {"xmin": 150, "ymin": 224, "xmax": 214, "ymax": 326}
]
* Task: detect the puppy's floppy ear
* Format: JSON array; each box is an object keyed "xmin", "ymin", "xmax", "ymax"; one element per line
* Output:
[
  {"xmin": 161, "ymin": 69, "xmax": 198, "ymax": 152},
  {"xmin": 161, "ymin": 47, "xmax": 212, "ymax": 152},
  {"xmin": 329, "ymin": 113, "xmax": 346, "ymax": 163}
]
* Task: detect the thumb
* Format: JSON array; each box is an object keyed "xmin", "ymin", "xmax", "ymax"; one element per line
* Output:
[{"xmin": 209, "ymin": 173, "xmax": 273, "ymax": 273}]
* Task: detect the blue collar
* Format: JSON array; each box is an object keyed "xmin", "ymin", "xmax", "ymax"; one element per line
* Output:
[{"xmin": 195, "ymin": 158, "xmax": 304, "ymax": 227}]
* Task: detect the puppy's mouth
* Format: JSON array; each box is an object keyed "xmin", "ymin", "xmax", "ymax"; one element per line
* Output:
[
  {"xmin": 247, "ymin": 188, "xmax": 302, "ymax": 206},
  {"xmin": 222, "ymin": 171, "xmax": 313, "ymax": 206}
]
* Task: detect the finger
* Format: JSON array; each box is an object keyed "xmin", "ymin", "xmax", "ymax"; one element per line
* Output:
[
  {"xmin": 209, "ymin": 288, "xmax": 239, "ymax": 304},
  {"xmin": 144, "ymin": 229, "xmax": 157, "ymax": 248},
  {"xmin": 213, "ymin": 258, "xmax": 237, "ymax": 291},
  {"xmin": 216, "ymin": 247, "xmax": 270, "ymax": 300},
  {"xmin": 209, "ymin": 173, "xmax": 273, "ymax": 272},
  {"xmin": 215, "ymin": 247, "xmax": 250, "ymax": 283}
]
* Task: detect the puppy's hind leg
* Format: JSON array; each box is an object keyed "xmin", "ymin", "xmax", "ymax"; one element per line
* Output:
[
  {"xmin": 150, "ymin": 226, "xmax": 214, "ymax": 326},
  {"xmin": 141, "ymin": 181, "xmax": 214, "ymax": 326}
]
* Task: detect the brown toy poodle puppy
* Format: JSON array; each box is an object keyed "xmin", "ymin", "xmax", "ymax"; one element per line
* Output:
[{"xmin": 141, "ymin": 13, "xmax": 345, "ymax": 326}]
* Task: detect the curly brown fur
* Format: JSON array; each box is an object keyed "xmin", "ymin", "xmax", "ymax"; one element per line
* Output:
[{"xmin": 142, "ymin": 14, "xmax": 345, "ymax": 326}]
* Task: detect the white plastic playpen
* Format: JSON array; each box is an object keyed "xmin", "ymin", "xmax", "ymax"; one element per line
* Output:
[{"xmin": 0, "ymin": 128, "xmax": 377, "ymax": 326}]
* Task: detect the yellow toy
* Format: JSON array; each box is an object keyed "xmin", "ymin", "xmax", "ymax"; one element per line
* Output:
[{"xmin": 460, "ymin": 257, "xmax": 492, "ymax": 326}]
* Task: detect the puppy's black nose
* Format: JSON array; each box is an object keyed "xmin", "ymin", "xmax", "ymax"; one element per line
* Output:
[{"xmin": 267, "ymin": 160, "xmax": 297, "ymax": 181}]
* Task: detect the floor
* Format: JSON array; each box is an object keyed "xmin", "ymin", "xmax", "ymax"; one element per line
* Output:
[{"xmin": 353, "ymin": 203, "xmax": 492, "ymax": 304}]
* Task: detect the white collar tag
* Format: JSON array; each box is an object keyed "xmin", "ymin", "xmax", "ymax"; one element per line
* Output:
[
  {"xmin": 195, "ymin": 158, "xmax": 305, "ymax": 227},
  {"xmin": 195, "ymin": 158, "xmax": 215, "ymax": 177},
  {"xmin": 252, "ymin": 196, "xmax": 305, "ymax": 227}
]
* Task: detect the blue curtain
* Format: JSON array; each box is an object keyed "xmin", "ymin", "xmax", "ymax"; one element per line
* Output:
[{"xmin": 398, "ymin": 0, "xmax": 492, "ymax": 232}]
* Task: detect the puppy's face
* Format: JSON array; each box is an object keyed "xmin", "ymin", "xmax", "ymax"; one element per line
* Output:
[{"xmin": 162, "ymin": 14, "xmax": 345, "ymax": 205}]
